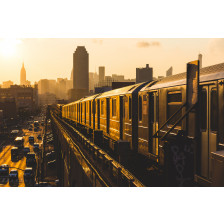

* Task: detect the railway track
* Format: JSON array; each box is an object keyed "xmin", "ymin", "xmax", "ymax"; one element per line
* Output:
[{"xmin": 50, "ymin": 110, "xmax": 145, "ymax": 187}]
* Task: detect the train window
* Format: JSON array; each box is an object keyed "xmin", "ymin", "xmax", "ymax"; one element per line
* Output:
[
  {"xmin": 211, "ymin": 89, "xmax": 218, "ymax": 132},
  {"xmin": 93, "ymin": 101, "xmax": 95, "ymax": 114},
  {"xmin": 76, "ymin": 104, "xmax": 77, "ymax": 120},
  {"xmin": 78, "ymin": 104, "xmax": 79, "ymax": 121},
  {"xmin": 200, "ymin": 90, "xmax": 207, "ymax": 131},
  {"xmin": 101, "ymin": 100, "xmax": 104, "ymax": 115},
  {"xmin": 89, "ymin": 101, "xmax": 91, "ymax": 125},
  {"xmin": 156, "ymin": 94, "xmax": 159, "ymax": 123},
  {"xmin": 85, "ymin": 102, "xmax": 86, "ymax": 124},
  {"xmin": 122, "ymin": 98, "xmax": 125, "ymax": 119},
  {"xmin": 139, "ymin": 96, "xmax": 142, "ymax": 121},
  {"xmin": 129, "ymin": 97, "xmax": 132, "ymax": 120},
  {"xmin": 167, "ymin": 91, "xmax": 182, "ymax": 126},
  {"xmin": 167, "ymin": 91, "xmax": 182, "ymax": 102},
  {"xmin": 112, "ymin": 99, "xmax": 116, "ymax": 117},
  {"xmin": 149, "ymin": 93, "xmax": 154, "ymax": 122},
  {"xmin": 81, "ymin": 103, "xmax": 82, "ymax": 122}
]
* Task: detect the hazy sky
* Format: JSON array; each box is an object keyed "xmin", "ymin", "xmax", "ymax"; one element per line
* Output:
[{"xmin": 0, "ymin": 38, "xmax": 224, "ymax": 84}]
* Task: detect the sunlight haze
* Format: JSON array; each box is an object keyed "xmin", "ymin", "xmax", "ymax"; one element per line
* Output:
[{"xmin": 0, "ymin": 38, "xmax": 223, "ymax": 84}]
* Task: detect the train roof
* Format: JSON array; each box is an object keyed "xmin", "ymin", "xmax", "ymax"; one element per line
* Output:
[
  {"xmin": 64, "ymin": 97, "xmax": 85, "ymax": 107},
  {"xmin": 63, "ymin": 93, "xmax": 101, "ymax": 107},
  {"xmin": 139, "ymin": 80, "xmax": 158, "ymax": 92},
  {"xmin": 147, "ymin": 62, "xmax": 224, "ymax": 90},
  {"xmin": 81, "ymin": 93, "xmax": 101, "ymax": 102},
  {"xmin": 96, "ymin": 82, "xmax": 149, "ymax": 99}
]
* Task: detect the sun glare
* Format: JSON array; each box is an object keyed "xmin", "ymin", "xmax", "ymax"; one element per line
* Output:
[{"xmin": 0, "ymin": 39, "xmax": 21, "ymax": 57}]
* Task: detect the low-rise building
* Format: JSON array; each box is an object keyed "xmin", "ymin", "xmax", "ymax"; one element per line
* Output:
[
  {"xmin": 0, "ymin": 97, "xmax": 17, "ymax": 119},
  {"xmin": 0, "ymin": 85, "xmax": 38, "ymax": 114}
]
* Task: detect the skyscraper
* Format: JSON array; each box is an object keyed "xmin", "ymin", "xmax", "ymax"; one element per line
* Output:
[
  {"xmin": 71, "ymin": 46, "xmax": 89, "ymax": 101},
  {"xmin": 99, "ymin": 66, "xmax": 105, "ymax": 82},
  {"xmin": 20, "ymin": 62, "xmax": 26, "ymax": 85}
]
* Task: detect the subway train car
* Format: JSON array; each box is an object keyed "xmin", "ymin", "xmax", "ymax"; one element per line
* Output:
[
  {"xmin": 62, "ymin": 82, "xmax": 150, "ymax": 151},
  {"xmin": 81, "ymin": 94, "xmax": 101, "ymax": 132},
  {"xmin": 94, "ymin": 82, "xmax": 150, "ymax": 151},
  {"xmin": 62, "ymin": 97, "xmax": 84, "ymax": 124},
  {"xmin": 138, "ymin": 62, "xmax": 224, "ymax": 184}
]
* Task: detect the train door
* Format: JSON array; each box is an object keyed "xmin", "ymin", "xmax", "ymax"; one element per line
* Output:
[
  {"xmin": 149, "ymin": 91, "xmax": 159, "ymax": 155},
  {"xmin": 200, "ymin": 84, "xmax": 218, "ymax": 179},
  {"xmin": 120, "ymin": 96, "xmax": 124, "ymax": 140},
  {"xmin": 106, "ymin": 98, "xmax": 110, "ymax": 134}
]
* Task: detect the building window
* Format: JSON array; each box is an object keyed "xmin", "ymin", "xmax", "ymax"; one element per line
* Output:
[
  {"xmin": 139, "ymin": 96, "xmax": 142, "ymax": 121},
  {"xmin": 129, "ymin": 97, "xmax": 132, "ymax": 120},
  {"xmin": 112, "ymin": 99, "xmax": 116, "ymax": 117},
  {"xmin": 167, "ymin": 91, "xmax": 182, "ymax": 126}
]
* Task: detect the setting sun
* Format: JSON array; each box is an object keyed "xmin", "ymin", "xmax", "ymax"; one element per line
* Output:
[{"xmin": 0, "ymin": 38, "xmax": 21, "ymax": 57}]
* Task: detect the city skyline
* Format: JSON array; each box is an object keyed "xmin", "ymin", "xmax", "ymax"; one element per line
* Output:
[{"xmin": 0, "ymin": 38, "xmax": 224, "ymax": 85}]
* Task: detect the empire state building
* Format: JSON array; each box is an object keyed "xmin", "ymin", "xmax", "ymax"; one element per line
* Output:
[{"xmin": 20, "ymin": 62, "xmax": 26, "ymax": 85}]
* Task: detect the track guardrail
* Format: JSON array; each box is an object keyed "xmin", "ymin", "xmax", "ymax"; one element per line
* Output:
[{"xmin": 50, "ymin": 110, "xmax": 145, "ymax": 187}]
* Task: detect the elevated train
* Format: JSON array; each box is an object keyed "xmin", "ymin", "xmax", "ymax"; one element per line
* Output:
[{"xmin": 62, "ymin": 62, "xmax": 224, "ymax": 186}]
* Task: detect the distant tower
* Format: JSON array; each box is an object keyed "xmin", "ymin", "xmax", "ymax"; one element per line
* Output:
[
  {"xmin": 198, "ymin": 53, "xmax": 202, "ymax": 69},
  {"xmin": 166, "ymin": 66, "xmax": 173, "ymax": 77},
  {"xmin": 20, "ymin": 62, "xmax": 26, "ymax": 85},
  {"xmin": 72, "ymin": 46, "xmax": 89, "ymax": 100},
  {"xmin": 99, "ymin": 66, "xmax": 105, "ymax": 82}
]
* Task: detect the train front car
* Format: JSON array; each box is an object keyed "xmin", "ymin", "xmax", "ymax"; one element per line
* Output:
[
  {"xmin": 56, "ymin": 104, "xmax": 64, "ymax": 118},
  {"xmin": 141, "ymin": 63, "xmax": 224, "ymax": 186}
]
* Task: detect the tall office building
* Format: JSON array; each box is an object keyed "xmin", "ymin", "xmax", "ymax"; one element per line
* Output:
[
  {"xmin": 70, "ymin": 46, "xmax": 89, "ymax": 101},
  {"xmin": 99, "ymin": 66, "xmax": 105, "ymax": 82},
  {"xmin": 136, "ymin": 64, "xmax": 153, "ymax": 83},
  {"xmin": 198, "ymin": 54, "xmax": 202, "ymax": 69},
  {"xmin": 20, "ymin": 63, "xmax": 26, "ymax": 85}
]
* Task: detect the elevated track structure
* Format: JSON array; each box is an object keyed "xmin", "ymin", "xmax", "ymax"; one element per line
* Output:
[{"xmin": 49, "ymin": 108, "xmax": 144, "ymax": 187}]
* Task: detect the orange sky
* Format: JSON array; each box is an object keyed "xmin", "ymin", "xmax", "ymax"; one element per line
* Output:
[{"xmin": 0, "ymin": 38, "xmax": 223, "ymax": 85}]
